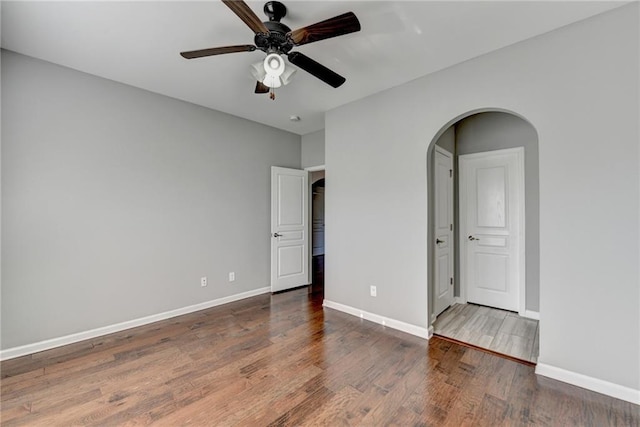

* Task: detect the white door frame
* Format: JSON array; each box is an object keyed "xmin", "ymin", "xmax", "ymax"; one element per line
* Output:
[
  {"xmin": 305, "ymin": 165, "xmax": 325, "ymax": 173},
  {"xmin": 459, "ymin": 147, "xmax": 526, "ymax": 316}
]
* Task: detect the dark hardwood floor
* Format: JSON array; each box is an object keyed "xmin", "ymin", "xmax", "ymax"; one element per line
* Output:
[{"xmin": 1, "ymin": 285, "xmax": 638, "ymax": 426}]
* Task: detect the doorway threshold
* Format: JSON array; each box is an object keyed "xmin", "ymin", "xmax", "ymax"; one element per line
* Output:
[
  {"xmin": 433, "ymin": 303, "xmax": 538, "ymax": 364},
  {"xmin": 433, "ymin": 333, "xmax": 535, "ymax": 366}
]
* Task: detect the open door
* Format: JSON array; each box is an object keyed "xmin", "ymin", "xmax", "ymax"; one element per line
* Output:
[
  {"xmin": 271, "ymin": 166, "xmax": 309, "ymax": 292},
  {"xmin": 434, "ymin": 146, "xmax": 454, "ymax": 317}
]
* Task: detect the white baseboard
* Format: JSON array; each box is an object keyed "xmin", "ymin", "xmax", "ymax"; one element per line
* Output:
[
  {"xmin": 522, "ymin": 310, "xmax": 540, "ymax": 320},
  {"xmin": 454, "ymin": 297, "xmax": 465, "ymax": 305},
  {"xmin": 322, "ymin": 300, "xmax": 430, "ymax": 340},
  {"xmin": 0, "ymin": 287, "xmax": 271, "ymax": 361},
  {"xmin": 536, "ymin": 363, "xmax": 640, "ymax": 405}
]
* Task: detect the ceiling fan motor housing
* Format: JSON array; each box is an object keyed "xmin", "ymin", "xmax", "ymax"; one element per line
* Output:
[
  {"xmin": 264, "ymin": 1, "xmax": 287, "ymax": 22},
  {"xmin": 255, "ymin": 9, "xmax": 293, "ymax": 53}
]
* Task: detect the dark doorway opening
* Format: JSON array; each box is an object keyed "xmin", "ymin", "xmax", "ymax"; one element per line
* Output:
[{"xmin": 311, "ymin": 178, "xmax": 325, "ymax": 295}]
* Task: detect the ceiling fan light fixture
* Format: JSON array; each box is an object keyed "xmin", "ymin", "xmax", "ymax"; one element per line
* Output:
[
  {"xmin": 263, "ymin": 52, "xmax": 285, "ymax": 77},
  {"xmin": 280, "ymin": 67, "xmax": 296, "ymax": 86},
  {"xmin": 250, "ymin": 61, "xmax": 267, "ymax": 81},
  {"xmin": 263, "ymin": 74, "xmax": 283, "ymax": 88},
  {"xmin": 256, "ymin": 57, "xmax": 295, "ymax": 88}
]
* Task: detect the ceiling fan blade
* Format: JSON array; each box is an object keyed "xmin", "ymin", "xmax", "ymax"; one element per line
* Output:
[
  {"xmin": 221, "ymin": 0, "xmax": 269, "ymax": 34},
  {"xmin": 287, "ymin": 12, "xmax": 360, "ymax": 46},
  {"xmin": 287, "ymin": 51, "xmax": 346, "ymax": 88},
  {"xmin": 255, "ymin": 81, "xmax": 270, "ymax": 94},
  {"xmin": 180, "ymin": 44, "xmax": 256, "ymax": 59}
]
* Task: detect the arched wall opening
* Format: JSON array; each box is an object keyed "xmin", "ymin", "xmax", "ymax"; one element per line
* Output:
[{"xmin": 426, "ymin": 109, "xmax": 540, "ymax": 329}]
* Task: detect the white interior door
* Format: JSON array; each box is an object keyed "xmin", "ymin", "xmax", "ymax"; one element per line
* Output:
[
  {"xmin": 434, "ymin": 146, "xmax": 454, "ymax": 317},
  {"xmin": 460, "ymin": 148, "xmax": 525, "ymax": 312},
  {"xmin": 271, "ymin": 167, "xmax": 309, "ymax": 292}
]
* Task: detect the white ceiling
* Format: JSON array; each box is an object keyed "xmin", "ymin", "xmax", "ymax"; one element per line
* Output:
[{"xmin": 1, "ymin": 1, "xmax": 625, "ymax": 135}]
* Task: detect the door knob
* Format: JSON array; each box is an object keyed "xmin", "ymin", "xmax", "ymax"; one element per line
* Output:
[
  {"xmin": 436, "ymin": 238, "xmax": 444, "ymax": 244},
  {"xmin": 468, "ymin": 235, "xmax": 479, "ymax": 241},
  {"xmin": 273, "ymin": 233, "xmax": 283, "ymax": 237}
]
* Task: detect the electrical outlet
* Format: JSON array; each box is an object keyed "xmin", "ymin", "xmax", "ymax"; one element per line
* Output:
[
  {"xmin": 228, "ymin": 272, "xmax": 235, "ymax": 282},
  {"xmin": 370, "ymin": 285, "xmax": 377, "ymax": 297},
  {"xmin": 201, "ymin": 276, "xmax": 207, "ymax": 287}
]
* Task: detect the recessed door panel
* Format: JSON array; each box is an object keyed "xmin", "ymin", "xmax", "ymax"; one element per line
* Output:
[
  {"xmin": 437, "ymin": 253, "xmax": 450, "ymax": 297},
  {"xmin": 478, "ymin": 236, "xmax": 507, "ymax": 248},
  {"xmin": 476, "ymin": 253, "xmax": 508, "ymax": 292},
  {"xmin": 476, "ymin": 166, "xmax": 507, "ymax": 228},
  {"xmin": 278, "ymin": 245, "xmax": 304, "ymax": 277},
  {"xmin": 278, "ymin": 231, "xmax": 304, "ymax": 241},
  {"xmin": 277, "ymin": 175, "xmax": 304, "ymax": 227},
  {"xmin": 437, "ymin": 161, "xmax": 450, "ymax": 229}
]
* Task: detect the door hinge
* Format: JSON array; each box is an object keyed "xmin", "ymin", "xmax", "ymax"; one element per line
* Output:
[
  {"xmin": 450, "ymin": 277, "xmax": 453, "ymax": 285},
  {"xmin": 449, "ymin": 169, "xmax": 453, "ymax": 178},
  {"xmin": 450, "ymin": 224, "xmax": 453, "ymax": 231}
]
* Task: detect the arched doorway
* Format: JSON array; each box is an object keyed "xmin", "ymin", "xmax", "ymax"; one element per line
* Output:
[{"xmin": 427, "ymin": 110, "xmax": 540, "ymax": 363}]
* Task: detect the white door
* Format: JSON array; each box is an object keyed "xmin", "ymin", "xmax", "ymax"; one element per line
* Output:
[
  {"xmin": 271, "ymin": 167, "xmax": 309, "ymax": 292},
  {"xmin": 434, "ymin": 146, "xmax": 454, "ymax": 317},
  {"xmin": 460, "ymin": 148, "xmax": 525, "ymax": 312}
]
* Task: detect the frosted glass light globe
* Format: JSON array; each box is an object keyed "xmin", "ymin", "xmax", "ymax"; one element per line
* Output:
[{"xmin": 263, "ymin": 53, "xmax": 285, "ymax": 77}]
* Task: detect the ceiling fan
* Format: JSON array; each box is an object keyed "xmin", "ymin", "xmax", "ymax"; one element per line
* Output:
[{"xmin": 180, "ymin": 0, "xmax": 361, "ymax": 99}]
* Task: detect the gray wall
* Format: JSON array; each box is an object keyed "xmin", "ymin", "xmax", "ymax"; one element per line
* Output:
[
  {"xmin": 455, "ymin": 112, "xmax": 539, "ymax": 312},
  {"xmin": 325, "ymin": 4, "xmax": 639, "ymax": 392},
  {"xmin": 1, "ymin": 50, "xmax": 301, "ymax": 349},
  {"xmin": 435, "ymin": 126, "xmax": 455, "ymax": 153},
  {"xmin": 301, "ymin": 130, "xmax": 325, "ymax": 168}
]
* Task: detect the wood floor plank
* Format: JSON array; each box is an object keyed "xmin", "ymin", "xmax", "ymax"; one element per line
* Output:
[
  {"xmin": 359, "ymin": 357, "xmax": 429, "ymax": 426},
  {"xmin": 531, "ymin": 322, "xmax": 540, "ymax": 361},
  {"xmin": 237, "ymin": 375, "xmax": 327, "ymax": 426},
  {"xmin": 488, "ymin": 332, "xmax": 535, "ymax": 361},
  {"xmin": 472, "ymin": 393, "xmax": 509, "ymax": 426},
  {"xmin": 264, "ymin": 385, "xmax": 335, "ymax": 427},
  {"xmin": 1, "ymin": 287, "xmax": 636, "ymax": 426},
  {"xmin": 303, "ymin": 385, "xmax": 362, "ymax": 426},
  {"xmin": 386, "ymin": 405, "xmax": 426, "ymax": 427},
  {"xmin": 403, "ymin": 370, "xmax": 460, "ymax": 425}
]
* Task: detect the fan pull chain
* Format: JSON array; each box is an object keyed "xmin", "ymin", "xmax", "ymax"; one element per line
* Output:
[{"xmin": 269, "ymin": 87, "xmax": 276, "ymax": 100}]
